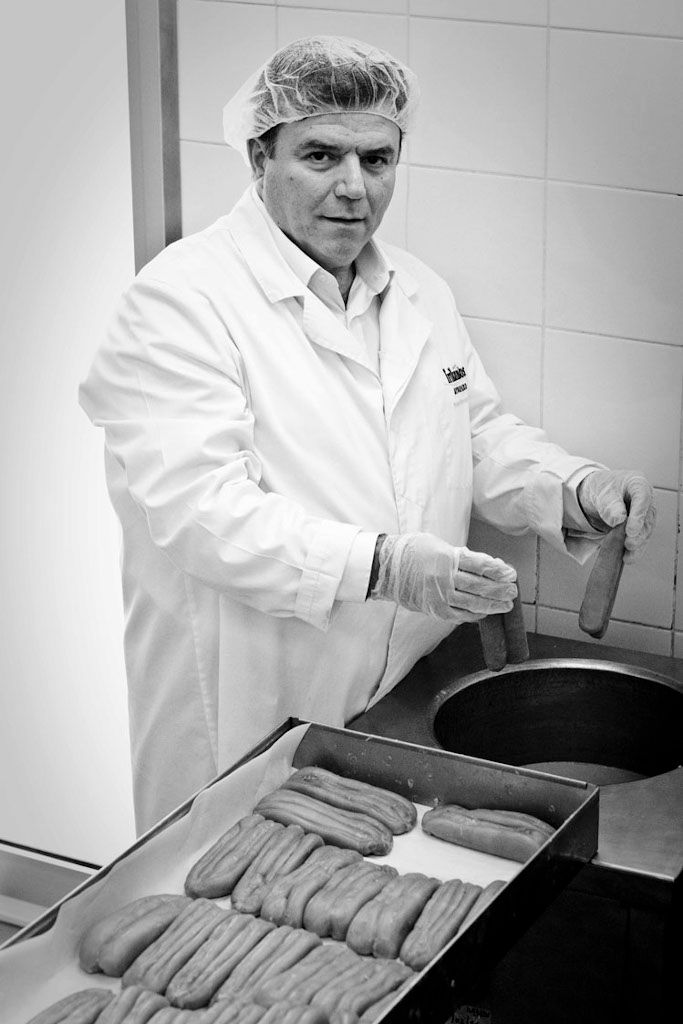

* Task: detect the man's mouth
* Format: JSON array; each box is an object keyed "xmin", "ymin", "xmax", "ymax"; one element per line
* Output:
[{"xmin": 323, "ymin": 215, "xmax": 366, "ymax": 223}]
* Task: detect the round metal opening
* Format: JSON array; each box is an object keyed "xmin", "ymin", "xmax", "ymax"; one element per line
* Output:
[{"xmin": 431, "ymin": 660, "xmax": 683, "ymax": 786}]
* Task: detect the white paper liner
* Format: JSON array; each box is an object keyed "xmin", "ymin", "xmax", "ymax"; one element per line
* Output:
[{"xmin": 0, "ymin": 723, "xmax": 520, "ymax": 1023}]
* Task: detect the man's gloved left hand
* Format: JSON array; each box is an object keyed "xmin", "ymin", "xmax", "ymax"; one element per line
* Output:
[{"xmin": 577, "ymin": 469, "xmax": 656, "ymax": 563}]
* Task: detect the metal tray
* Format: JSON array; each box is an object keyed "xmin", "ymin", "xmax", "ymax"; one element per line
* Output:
[{"xmin": 2, "ymin": 719, "xmax": 599, "ymax": 1023}]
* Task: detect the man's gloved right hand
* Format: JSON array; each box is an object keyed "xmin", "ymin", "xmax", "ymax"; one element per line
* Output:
[{"xmin": 369, "ymin": 532, "xmax": 518, "ymax": 621}]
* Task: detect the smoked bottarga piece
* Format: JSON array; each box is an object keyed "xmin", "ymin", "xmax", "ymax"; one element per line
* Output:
[
  {"xmin": 26, "ymin": 988, "xmax": 114, "ymax": 1024},
  {"xmin": 254, "ymin": 789, "xmax": 392, "ymax": 856},
  {"xmin": 398, "ymin": 878, "xmax": 483, "ymax": 970},
  {"xmin": 96, "ymin": 985, "xmax": 169, "ymax": 1024},
  {"xmin": 79, "ymin": 894, "xmax": 191, "ymax": 975},
  {"xmin": 122, "ymin": 898, "xmax": 226, "ymax": 993},
  {"xmin": 165, "ymin": 912, "xmax": 274, "ymax": 1009},
  {"xmin": 422, "ymin": 804, "xmax": 554, "ymax": 861},
  {"xmin": 212, "ymin": 925, "xmax": 321, "ymax": 1002},
  {"xmin": 345, "ymin": 872, "xmax": 440, "ymax": 959},
  {"xmin": 230, "ymin": 824, "xmax": 323, "ymax": 914},
  {"xmin": 184, "ymin": 814, "xmax": 282, "ymax": 898},
  {"xmin": 259, "ymin": 845, "xmax": 362, "ymax": 928},
  {"xmin": 253, "ymin": 941, "xmax": 359, "ymax": 1008},
  {"xmin": 282, "ymin": 766, "xmax": 417, "ymax": 834},
  {"xmin": 302, "ymin": 861, "xmax": 398, "ymax": 940},
  {"xmin": 311, "ymin": 956, "xmax": 413, "ymax": 1020}
]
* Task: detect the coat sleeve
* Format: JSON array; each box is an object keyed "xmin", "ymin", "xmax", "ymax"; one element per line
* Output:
[
  {"xmin": 455, "ymin": 304, "xmax": 604, "ymax": 561},
  {"xmin": 79, "ymin": 276, "xmax": 371, "ymax": 630}
]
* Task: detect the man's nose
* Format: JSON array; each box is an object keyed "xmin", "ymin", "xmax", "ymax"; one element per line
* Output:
[{"xmin": 334, "ymin": 155, "xmax": 366, "ymax": 200}]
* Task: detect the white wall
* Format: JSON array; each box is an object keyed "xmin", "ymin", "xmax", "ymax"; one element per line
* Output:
[
  {"xmin": 0, "ymin": 1, "xmax": 136, "ymax": 863},
  {"xmin": 176, "ymin": 0, "xmax": 683, "ymax": 658}
]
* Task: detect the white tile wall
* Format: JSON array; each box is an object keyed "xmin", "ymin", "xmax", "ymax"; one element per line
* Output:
[
  {"xmin": 548, "ymin": 31, "xmax": 683, "ymax": 193},
  {"xmin": 463, "ymin": 318, "xmax": 542, "ymax": 426},
  {"xmin": 537, "ymin": 608, "xmax": 673, "ymax": 657},
  {"xmin": 550, "ymin": 0, "xmax": 683, "ymax": 38},
  {"xmin": 408, "ymin": 168, "xmax": 545, "ymax": 323},
  {"xmin": 177, "ymin": 0, "xmax": 276, "ymax": 144},
  {"xmin": 277, "ymin": 8, "xmax": 409, "ymax": 60},
  {"xmin": 542, "ymin": 331, "xmax": 683, "ymax": 490},
  {"xmin": 174, "ymin": 1, "xmax": 683, "ymax": 662},
  {"xmin": 413, "ymin": 1, "xmax": 548, "ymax": 24},
  {"xmin": 409, "ymin": 20, "xmax": 547, "ymax": 176},
  {"xmin": 545, "ymin": 183, "xmax": 683, "ymax": 345}
]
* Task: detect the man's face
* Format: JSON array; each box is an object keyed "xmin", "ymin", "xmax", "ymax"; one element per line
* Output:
[{"xmin": 250, "ymin": 113, "xmax": 401, "ymax": 277}]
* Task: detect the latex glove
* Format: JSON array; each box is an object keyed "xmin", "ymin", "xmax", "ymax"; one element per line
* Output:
[
  {"xmin": 369, "ymin": 532, "xmax": 518, "ymax": 621},
  {"xmin": 577, "ymin": 469, "xmax": 656, "ymax": 564}
]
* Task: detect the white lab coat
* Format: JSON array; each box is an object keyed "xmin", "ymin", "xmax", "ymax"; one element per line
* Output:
[{"xmin": 80, "ymin": 186, "xmax": 600, "ymax": 833}]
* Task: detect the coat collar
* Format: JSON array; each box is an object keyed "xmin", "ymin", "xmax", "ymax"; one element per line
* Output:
[{"xmin": 226, "ymin": 186, "xmax": 430, "ymax": 398}]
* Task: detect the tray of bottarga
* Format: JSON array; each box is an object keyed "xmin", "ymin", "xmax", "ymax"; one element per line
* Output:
[{"xmin": 0, "ymin": 720, "xmax": 599, "ymax": 1024}]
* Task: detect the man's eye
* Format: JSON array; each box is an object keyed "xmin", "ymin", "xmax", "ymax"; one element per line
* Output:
[
  {"xmin": 307, "ymin": 151, "xmax": 332, "ymax": 164},
  {"xmin": 364, "ymin": 155, "xmax": 389, "ymax": 168}
]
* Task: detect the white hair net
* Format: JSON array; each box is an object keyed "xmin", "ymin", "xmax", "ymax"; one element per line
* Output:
[{"xmin": 223, "ymin": 36, "xmax": 419, "ymax": 164}]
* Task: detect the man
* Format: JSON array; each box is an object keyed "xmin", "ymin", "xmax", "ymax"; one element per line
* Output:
[{"xmin": 80, "ymin": 37, "xmax": 655, "ymax": 833}]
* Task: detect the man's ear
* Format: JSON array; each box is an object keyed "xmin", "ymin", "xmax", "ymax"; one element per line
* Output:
[{"xmin": 247, "ymin": 138, "xmax": 267, "ymax": 183}]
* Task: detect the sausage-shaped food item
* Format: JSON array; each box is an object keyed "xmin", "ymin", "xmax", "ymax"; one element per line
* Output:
[
  {"xmin": 123, "ymin": 898, "xmax": 226, "ymax": 993},
  {"xmin": 79, "ymin": 894, "xmax": 191, "ymax": 974},
  {"xmin": 458, "ymin": 878, "xmax": 507, "ymax": 932},
  {"xmin": 146, "ymin": 1009, "xmax": 197, "ymax": 1024},
  {"xmin": 479, "ymin": 592, "xmax": 529, "ymax": 672},
  {"xmin": 212, "ymin": 925, "xmax": 321, "ymax": 1002},
  {"xmin": 422, "ymin": 804, "xmax": 554, "ymax": 862},
  {"xmin": 329, "ymin": 1013, "xmax": 359, "ymax": 1024},
  {"xmin": 478, "ymin": 613, "xmax": 507, "ymax": 672},
  {"xmin": 310, "ymin": 959, "xmax": 375, "ymax": 1019},
  {"xmin": 259, "ymin": 1004, "xmax": 330, "ymax": 1024},
  {"xmin": 96, "ymin": 985, "xmax": 168, "ymax": 1024},
  {"xmin": 345, "ymin": 872, "xmax": 440, "ymax": 959},
  {"xmin": 254, "ymin": 941, "xmax": 359, "ymax": 1008},
  {"xmin": 165, "ymin": 912, "xmax": 274, "ymax": 1009},
  {"xmin": 198, "ymin": 997, "xmax": 266, "ymax": 1024},
  {"xmin": 303, "ymin": 861, "xmax": 398, "ymax": 940},
  {"xmin": 184, "ymin": 814, "xmax": 282, "ymax": 898},
  {"xmin": 26, "ymin": 988, "xmax": 114, "ymax": 1024},
  {"xmin": 312, "ymin": 956, "xmax": 410, "ymax": 1020},
  {"xmin": 282, "ymin": 766, "xmax": 417, "ymax": 835},
  {"xmin": 255, "ymin": 789, "xmax": 392, "ymax": 856},
  {"xmin": 259, "ymin": 845, "xmax": 361, "ymax": 928},
  {"xmin": 358, "ymin": 986, "xmax": 402, "ymax": 1023},
  {"xmin": 504, "ymin": 592, "xmax": 530, "ymax": 664},
  {"xmin": 334, "ymin": 960, "xmax": 414, "ymax": 1019},
  {"xmin": 579, "ymin": 521, "xmax": 627, "ymax": 638},
  {"xmin": 230, "ymin": 825, "xmax": 323, "ymax": 915},
  {"xmin": 398, "ymin": 878, "xmax": 483, "ymax": 970}
]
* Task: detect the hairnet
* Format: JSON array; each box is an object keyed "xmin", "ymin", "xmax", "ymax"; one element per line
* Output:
[{"xmin": 223, "ymin": 36, "xmax": 419, "ymax": 163}]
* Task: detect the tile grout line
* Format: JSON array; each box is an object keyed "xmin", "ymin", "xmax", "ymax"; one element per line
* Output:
[
  {"xmin": 533, "ymin": 7, "xmax": 553, "ymax": 634},
  {"xmin": 672, "ymin": 370, "xmax": 683, "ymax": 654}
]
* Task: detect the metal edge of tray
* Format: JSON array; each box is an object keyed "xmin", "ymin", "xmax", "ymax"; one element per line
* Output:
[{"xmin": 1, "ymin": 719, "xmax": 599, "ymax": 1023}]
